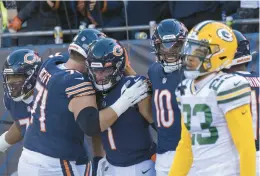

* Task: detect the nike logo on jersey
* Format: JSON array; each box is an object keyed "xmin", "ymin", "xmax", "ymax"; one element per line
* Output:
[
  {"xmin": 234, "ymin": 81, "xmax": 241, "ymax": 86},
  {"xmin": 142, "ymin": 168, "xmax": 151, "ymax": 174},
  {"xmin": 242, "ymin": 110, "xmax": 248, "ymax": 115},
  {"xmin": 104, "ymin": 166, "xmax": 109, "ymax": 171},
  {"xmin": 75, "ymin": 77, "xmax": 84, "ymax": 80}
]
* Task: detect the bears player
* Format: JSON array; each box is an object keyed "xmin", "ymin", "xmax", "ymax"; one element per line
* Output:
[
  {"xmin": 169, "ymin": 21, "xmax": 256, "ymax": 176},
  {"xmin": 148, "ymin": 19, "xmax": 188, "ymax": 176},
  {"xmin": 225, "ymin": 29, "xmax": 259, "ymax": 175},
  {"xmin": 17, "ymin": 29, "xmax": 148, "ymax": 176},
  {"xmin": 0, "ymin": 49, "xmax": 42, "ymax": 153},
  {"xmin": 0, "ymin": 49, "xmax": 92, "ymax": 175},
  {"xmin": 86, "ymin": 38, "xmax": 155, "ymax": 176}
]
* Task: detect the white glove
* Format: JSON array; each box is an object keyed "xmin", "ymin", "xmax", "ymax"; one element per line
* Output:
[
  {"xmin": 0, "ymin": 131, "xmax": 12, "ymax": 153},
  {"xmin": 110, "ymin": 79, "xmax": 148, "ymax": 117}
]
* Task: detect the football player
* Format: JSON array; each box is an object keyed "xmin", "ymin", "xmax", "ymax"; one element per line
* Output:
[
  {"xmin": 0, "ymin": 49, "xmax": 93, "ymax": 175},
  {"xmin": 148, "ymin": 19, "xmax": 188, "ymax": 176},
  {"xmin": 169, "ymin": 21, "xmax": 256, "ymax": 176},
  {"xmin": 87, "ymin": 38, "xmax": 155, "ymax": 176},
  {"xmin": 17, "ymin": 29, "xmax": 148, "ymax": 176},
  {"xmin": 0, "ymin": 49, "xmax": 42, "ymax": 153},
  {"xmin": 225, "ymin": 29, "xmax": 259, "ymax": 176}
]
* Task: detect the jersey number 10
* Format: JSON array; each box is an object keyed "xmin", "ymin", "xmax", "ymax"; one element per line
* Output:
[{"xmin": 154, "ymin": 89, "xmax": 174, "ymax": 128}]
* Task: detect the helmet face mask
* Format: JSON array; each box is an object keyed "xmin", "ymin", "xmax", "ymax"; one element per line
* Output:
[
  {"xmin": 181, "ymin": 21, "xmax": 237, "ymax": 79},
  {"xmin": 87, "ymin": 38, "xmax": 125, "ymax": 92},
  {"xmin": 151, "ymin": 19, "xmax": 188, "ymax": 73},
  {"xmin": 89, "ymin": 66, "xmax": 121, "ymax": 91},
  {"xmin": 3, "ymin": 74, "xmax": 26, "ymax": 99}
]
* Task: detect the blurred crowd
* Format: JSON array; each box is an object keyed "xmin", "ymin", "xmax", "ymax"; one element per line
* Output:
[{"xmin": 0, "ymin": 0, "xmax": 259, "ymax": 47}]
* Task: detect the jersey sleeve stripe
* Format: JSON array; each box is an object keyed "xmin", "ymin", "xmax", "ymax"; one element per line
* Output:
[
  {"xmin": 75, "ymin": 90, "xmax": 96, "ymax": 97},
  {"xmin": 217, "ymin": 91, "xmax": 251, "ymax": 104},
  {"xmin": 65, "ymin": 82, "xmax": 92, "ymax": 92},
  {"xmin": 217, "ymin": 84, "xmax": 249, "ymax": 96},
  {"xmin": 217, "ymin": 87, "xmax": 251, "ymax": 101},
  {"xmin": 66, "ymin": 87, "xmax": 94, "ymax": 97}
]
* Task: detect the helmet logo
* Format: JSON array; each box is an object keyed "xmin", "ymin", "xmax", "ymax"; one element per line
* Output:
[
  {"xmin": 113, "ymin": 45, "xmax": 123, "ymax": 56},
  {"xmin": 24, "ymin": 53, "xmax": 40, "ymax": 65},
  {"xmin": 217, "ymin": 28, "xmax": 233, "ymax": 42},
  {"xmin": 81, "ymin": 36, "xmax": 86, "ymax": 41}
]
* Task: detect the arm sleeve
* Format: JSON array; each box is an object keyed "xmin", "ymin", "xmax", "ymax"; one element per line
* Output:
[
  {"xmin": 168, "ymin": 117, "xmax": 193, "ymax": 176},
  {"xmin": 225, "ymin": 104, "xmax": 256, "ymax": 176}
]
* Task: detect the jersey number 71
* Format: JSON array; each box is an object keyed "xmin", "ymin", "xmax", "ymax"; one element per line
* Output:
[{"xmin": 31, "ymin": 81, "xmax": 48, "ymax": 132}]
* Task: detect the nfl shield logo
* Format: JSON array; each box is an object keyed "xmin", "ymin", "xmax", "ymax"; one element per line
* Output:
[{"xmin": 162, "ymin": 77, "xmax": 167, "ymax": 84}]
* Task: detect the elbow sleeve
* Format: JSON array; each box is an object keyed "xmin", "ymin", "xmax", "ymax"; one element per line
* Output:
[{"xmin": 76, "ymin": 107, "xmax": 101, "ymax": 136}]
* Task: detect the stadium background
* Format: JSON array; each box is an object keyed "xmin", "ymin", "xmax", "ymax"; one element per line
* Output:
[
  {"xmin": 0, "ymin": 1, "xmax": 259, "ymax": 175},
  {"xmin": 0, "ymin": 33, "xmax": 258, "ymax": 176}
]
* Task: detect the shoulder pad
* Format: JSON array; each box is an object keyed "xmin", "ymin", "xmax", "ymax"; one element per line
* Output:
[
  {"xmin": 216, "ymin": 73, "xmax": 251, "ymax": 113},
  {"xmin": 216, "ymin": 74, "xmax": 250, "ymax": 96},
  {"xmin": 63, "ymin": 70, "xmax": 95, "ymax": 100}
]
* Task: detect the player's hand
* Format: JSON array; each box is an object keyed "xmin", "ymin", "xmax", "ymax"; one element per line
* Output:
[
  {"xmin": 121, "ymin": 79, "xmax": 148, "ymax": 106},
  {"xmin": 110, "ymin": 80, "xmax": 148, "ymax": 117},
  {"xmin": 0, "ymin": 132, "xmax": 12, "ymax": 153},
  {"xmin": 8, "ymin": 16, "xmax": 22, "ymax": 32}
]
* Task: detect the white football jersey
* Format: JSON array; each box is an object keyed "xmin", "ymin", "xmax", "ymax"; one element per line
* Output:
[{"xmin": 176, "ymin": 71, "xmax": 251, "ymax": 176}]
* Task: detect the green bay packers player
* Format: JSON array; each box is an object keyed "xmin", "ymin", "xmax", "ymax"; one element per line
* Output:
[{"xmin": 169, "ymin": 21, "xmax": 256, "ymax": 176}]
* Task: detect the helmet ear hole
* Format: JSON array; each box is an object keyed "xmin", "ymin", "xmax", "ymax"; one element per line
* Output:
[{"xmin": 219, "ymin": 56, "xmax": 227, "ymax": 60}]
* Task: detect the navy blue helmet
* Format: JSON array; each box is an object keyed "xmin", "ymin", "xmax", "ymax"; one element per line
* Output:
[
  {"xmin": 151, "ymin": 19, "xmax": 188, "ymax": 73},
  {"xmin": 232, "ymin": 30, "xmax": 252, "ymax": 66},
  {"xmin": 2, "ymin": 49, "xmax": 42, "ymax": 101},
  {"xmin": 86, "ymin": 38, "xmax": 126, "ymax": 91},
  {"xmin": 68, "ymin": 29, "xmax": 106, "ymax": 58}
]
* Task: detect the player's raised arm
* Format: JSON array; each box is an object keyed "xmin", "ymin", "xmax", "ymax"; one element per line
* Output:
[
  {"xmin": 69, "ymin": 77, "xmax": 148, "ymax": 136},
  {"xmin": 217, "ymin": 75, "xmax": 256, "ymax": 176},
  {"xmin": 72, "ymin": 38, "xmax": 149, "ymax": 136}
]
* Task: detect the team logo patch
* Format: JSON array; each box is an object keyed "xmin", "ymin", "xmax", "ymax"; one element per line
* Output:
[
  {"xmin": 113, "ymin": 45, "xmax": 123, "ymax": 56},
  {"xmin": 24, "ymin": 53, "xmax": 40, "ymax": 65},
  {"xmin": 217, "ymin": 28, "xmax": 233, "ymax": 42}
]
